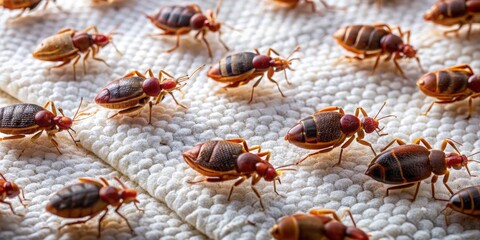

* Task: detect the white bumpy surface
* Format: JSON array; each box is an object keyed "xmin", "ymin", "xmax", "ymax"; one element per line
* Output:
[{"xmin": 1, "ymin": 0, "xmax": 480, "ymax": 239}]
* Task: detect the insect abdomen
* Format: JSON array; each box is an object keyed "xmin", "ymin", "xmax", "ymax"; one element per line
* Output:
[
  {"xmin": 439, "ymin": 0, "xmax": 468, "ymax": 18},
  {"xmin": 295, "ymin": 214, "xmax": 328, "ymax": 239},
  {"xmin": 3, "ymin": 0, "xmax": 41, "ymax": 9},
  {"xmin": 0, "ymin": 104, "xmax": 43, "ymax": 129},
  {"xmin": 366, "ymin": 145, "xmax": 432, "ymax": 184},
  {"xmin": 334, "ymin": 25, "xmax": 388, "ymax": 51},
  {"xmin": 194, "ymin": 140, "xmax": 245, "ymax": 172},
  {"xmin": 46, "ymin": 183, "xmax": 107, "ymax": 218},
  {"xmin": 155, "ymin": 6, "xmax": 195, "ymax": 29},
  {"xmin": 95, "ymin": 77, "xmax": 146, "ymax": 104},
  {"xmin": 218, "ymin": 52, "xmax": 256, "ymax": 77},
  {"xmin": 450, "ymin": 186, "xmax": 480, "ymax": 215},
  {"xmin": 301, "ymin": 111, "xmax": 342, "ymax": 143},
  {"xmin": 422, "ymin": 70, "xmax": 470, "ymax": 94}
]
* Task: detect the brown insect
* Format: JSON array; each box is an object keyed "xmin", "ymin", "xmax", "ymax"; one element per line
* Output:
[
  {"xmin": 146, "ymin": 0, "xmax": 229, "ymax": 58},
  {"xmin": 0, "ymin": 100, "xmax": 88, "ymax": 154},
  {"xmin": 1, "ymin": 0, "xmax": 59, "ymax": 18},
  {"xmin": 333, "ymin": 24, "xmax": 423, "ymax": 79},
  {"xmin": 270, "ymin": 209, "xmax": 369, "ymax": 240},
  {"xmin": 443, "ymin": 185, "xmax": 480, "ymax": 225},
  {"xmin": 424, "ymin": 0, "xmax": 480, "ymax": 38},
  {"xmin": 365, "ymin": 138, "xmax": 479, "ymax": 201},
  {"xmin": 207, "ymin": 46, "xmax": 300, "ymax": 103},
  {"xmin": 46, "ymin": 177, "xmax": 143, "ymax": 237},
  {"xmin": 95, "ymin": 65, "xmax": 204, "ymax": 123},
  {"xmin": 32, "ymin": 25, "xmax": 120, "ymax": 80},
  {"xmin": 417, "ymin": 64, "xmax": 480, "ymax": 118},
  {"xmin": 183, "ymin": 139, "xmax": 294, "ymax": 209},
  {"xmin": 285, "ymin": 103, "xmax": 392, "ymax": 166},
  {"xmin": 0, "ymin": 172, "xmax": 27, "ymax": 216},
  {"xmin": 268, "ymin": 0, "xmax": 335, "ymax": 13}
]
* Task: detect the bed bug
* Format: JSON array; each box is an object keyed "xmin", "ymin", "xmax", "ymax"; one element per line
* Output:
[
  {"xmin": 1, "ymin": 0, "xmax": 59, "ymax": 18},
  {"xmin": 0, "ymin": 172, "xmax": 27, "ymax": 216},
  {"xmin": 443, "ymin": 185, "xmax": 480, "ymax": 225},
  {"xmin": 417, "ymin": 64, "xmax": 480, "ymax": 118},
  {"xmin": 32, "ymin": 25, "xmax": 120, "ymax": 80},
  {"xmin": 424, "ymin": 0, "xmax": 480, "ymax": 38},
  {"xmin": 285, "ymin": 102, "xmax": 393, "ymax": 166},
  {"xmin": 270, "ymin": 209, "xmax": 369, "ymax": 240},
  {"xmin": 146, "ymin": 0, "xmax": 229, "ymax": 58},
  {"xmin": 0, "ymin": 99, "xmax": 87, "ymax": 154},
  {"xmin": 46, "ymin": 177, "xmax": 143, "ymax": 237},
  {"xmin": 95, "ymin": 65, "xmax": 204, "ymax": 124},
  {"xmin": 333, "ymin": 24, "xmax": 423, "ymax": 79},
  {"xmin": 268, "ymin": 0, "xmax": 335, "ymax": 13},
  {"xmin": 183, "ymin": 139, "xmax": 294, "ymax": 209},
  {"xmin": 207, "ymin": 46, "xmax": 300, "ymax": 103},
  {"xmin": 365, "ymin": 138, "xmax": 479, "ymax": 201}
]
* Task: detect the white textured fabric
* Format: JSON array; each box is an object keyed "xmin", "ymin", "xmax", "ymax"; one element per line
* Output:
[{"xmin": 1, "ymin": 0, "xmax": 480, "ymax": 239}]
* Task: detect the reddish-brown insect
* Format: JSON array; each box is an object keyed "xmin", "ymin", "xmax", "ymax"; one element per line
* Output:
[
  {"xmin": 207, "ymin": 46, "xmax": 300, "ymax": 103},
  {"xmin": 365, "ymin": 138, "xmax": 479, "ymax": 201},
  {"xmin": 270, "ymin": 209, "xmax": 369, "ymax": 240},
  {"xmin": 146, "ymin": 0, "xmax": 229, "ymax": 58},
  {"xmin": 1, "ymin": 0, "xmax": 59, "ymax": 18},
  {"xmin": 95, "ymin": 65, "xmax": 204, "ymax": 123},
  {"xmin": 285, "ymin": 103, "xmax": 392, "ymax": 166},
  {"xmin": 46, "ymin": 177, "xmax": 143, "ymax": 237},
  {"xmin": 32, "ymin": 26, "xmax": 120, "ymax": 80},
  {"xmin": 333, "ymin": 24, "xmax": 423, "ymax": 78},
  {"xmin": 268, "ymin": 0, "xmax": 335, "ymax": 13},
  {"xmin": 0, "ymin": 100, "xmax": 88, "ymax": 154},
  {"xmin": 0, "ymin": 172, "xmax": 27, "ymax": 216},
  {"xmin": 424, "ymin": 0, "xmax": 480, "ymax": 38},
  {"xmin": 183, "ymin": 139, "xmax": 294, "ymax": 209},
  {"xmin": 417, "ymin": 64, "xmax": 480, "ymax": 118},
  {"xmin": 443, "ymin": 185, "xmax": 480, "ymax": 225}
]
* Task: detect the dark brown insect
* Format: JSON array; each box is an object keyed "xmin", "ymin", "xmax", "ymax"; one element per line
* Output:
[
  {"xmin": 0, "ymin": 100, "xmax": 87, "ymax": 154},
  {"xmin": 0, "ymin": 172, "xmax": 27, "ymax": 216},
  {"xmin": 424, "ymin": 0, "xmax": 480, "ymax": 38},
  {"xmin": 46, "ymin": 177, "xmax": 143, "ymax": 237},
  {"xmin": 285, "ymin": 103, "xmax": 392, "ymax": 166},
  {"xmin": 443, "ymin": 185, "xmax": 480, "ymax": 224},
  {"xmin": 32, "ymin": 26, "xmax": 120, "ymax": 80},
  {"xmin": 268, "ymin": 0, "xmax": 335, "ymax": 13},
  {"xmin": 365, "ymin": 138, "xmax": 479, "ymax": 201},
  {"xmin": 270, "ymin": 209, "xmax": 369, "ymax": 240},
  {"xmin": 183, "ymin": 139, "xmax": 294, "ymax": 209},
  {"xmin": 95, "ymin": 65, "xmax": 204, "ymax": 123},
  {"xmin": 1, "ymin": 0, "xmax": 59, "ymax": 18},
  {"xmin": 207, "ymin": 46, "xmax": 300, "ymax": 103},
  {"xmin": 417, "ymin": 64, "xmax": 480, "ymax": 118},
  {"xmin": 333, "ymin": 24, "xmax": 423, "ymax": 78},
  {"xmin": 146, "ymin": 0, "xmax": 229, "ymax": 58}
]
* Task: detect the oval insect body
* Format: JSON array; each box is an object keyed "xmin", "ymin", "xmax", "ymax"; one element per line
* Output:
[
  {"xmin": 207, "ymin": 46, "xmax": 300, "ymax": 103},
  {"xmin": 184, "ymin": 139, "xmax": 293, "ymax": 209},
  {"xmin": 94, "ymin": 65, "xmax": 204, "ymax": 124},
  {"xmin": 334, "ymin": 24, "xmax": 422, "ymax": 78},
  {"xmin": 417, "ymin": 64, "xmax": 480, "ymax": 118},
  {"xmin": 285, "ymin": 104, "xmax": 390, "ymax": 166},
  {"xmin": 46, "ymin": 177, "xmax": 142, "ymax": 237},
  {"xmin": 424, "ymin": 0, "xmax": 480, "ymax": 37},
  {"xmin": 151, "ymin": 5, "xmax": 197, "ymax": 31},
  {"xmin": 270, "ymin": 209, "xmax": 369, "ymax": 240},
  {"xmin": 446, "ymin": 186, "xmax": 480, "ymax": 219},
  {"xmin": 365, "ymin": 138, "xmax": 478, "ymax": 201},
  {"xmin": 32, "ymin": 32, "xmax": 77, "ymax": 62}
]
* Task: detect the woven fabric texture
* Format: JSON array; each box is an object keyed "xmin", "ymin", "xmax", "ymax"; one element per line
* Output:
[{"xmin": 1, "ymin": 0, "xmax": 480, "ymax": 239}]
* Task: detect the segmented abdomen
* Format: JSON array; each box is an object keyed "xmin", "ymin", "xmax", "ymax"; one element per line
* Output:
[
  {"xmin": 436, "ymin": 0, "xmax": 468, "ymax": 18},
  {"xmin": 366, "ymin": 145, "xmax": 432, "ymax": 184},
  {"xmin": 450, "ymin": 185, "xmax": 480, "ymax": 215},
  {"xmin": 194, "ymin": 140, "xmax": 245, "ymax": 172},
  {"xmin": 96, "ymin": 77, "xmax": 145, "ymax": 103},
  {"xmin": 334, "ymin": 25, "xmax": 388, "ymax": 51},
  {"xmin": 46, "ymin": 183, "xmax": 106, "ymax": 218},
  {"xmin": 0, "ymin": 104, "xmax": 43, "ymax": 129},
  {"xmin": 154, "ymin": 5, "xmax": 196, "ymax": 29},
  {"xmin": 419, "ymin": 70, "xmax": 470, "ymax": 94},
  {"xmin": 300, "ymin": 112, "xmax": 342, "ymax": 143},
  {"xmin": 218, "ymin": 52, "xmax": 256, "ymax": 77},
  {"xmin": 3, "ymin": 0, "xmax": 42, "ymax": 9}
]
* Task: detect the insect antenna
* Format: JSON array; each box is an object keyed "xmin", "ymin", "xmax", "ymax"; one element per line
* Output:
[
  {"xmin": 176, "ymin": 64, "xmax": 206, "ymax": 83},
  {"xmin": 106, "ymin": 24, "xmax": 123, "ymax": 55},
  {"xmin": 114, "ymin": 176, "xmax": 128, "ymax": 189}
]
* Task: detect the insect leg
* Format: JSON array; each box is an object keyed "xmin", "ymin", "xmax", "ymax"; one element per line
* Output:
[
  {"xmin": 167, "ymin": 92, "xmax": 187, "ymax": 109},
  {"xmin": 411, "ymin": 138, "xmax": 433, "ymax": 149},
  {"xmin": 0, "ymin": 135, "xmax": 26, "ymax": 141},
  {"xmin": 380, "ymin": 138, "xmax": 406, "ymax": 152},
  {"xmin": 47, "ymin": 133, "xmax": 61, "ymax": 154},
  {"xmin": 250, "ymin": 175, "xmax": 265, "ymax": 210},
  {"xmin": 392, "ymin": 53, "xmax": 407, "ymax": 79},
  {"xmin": 385, "ymin": 182, "xmax": 417, "ymax": 200},
  {"xmin": 248, "ymin": 75, "xmax": 264, "ymax": 104},
  {"xmin": 114, "ymin": 204, "xmax": 135, "ymax": 234},
  {"xmin": 295, "ymin": 146, "xmax": 335, "ymax": 165},
  {"xmin": 91, "ymin": 45, "xmax": 110, "ymax": 67},
  {"xmin": 467, "ymin": 93, "xmax": 480, "ymax": 118},
  {"xmin": 440, "ymin": 139, "xmax": 462, "ymax": 154},
  {"xmin": 441, "ymin": 171, "xmax": 454, "ymax": 195},
  {"xmin": 444, "ymin": 23, "xmax": 465, "ymax": 37},
  {"xmin": 58, "ymin": 212, "xmax": 99, "ymax": 230},
  {"xmin": 78, "ymin": 178, "xmax": 105, "ymax": 186},
  {"xmin": 96, "ymin": 209, "xmax": 109, "ymax": 238},
  {"xmin": 267, "ymin": 68, "xmax": 286, "ymax": 97},
  {"xmin": 217, "ymin": 31, "xmax": 230, "ymax": 51},
  {"xmin": 228, "ymin": 176, "xmax": 248, "ymax": 201},
  {"xmin": 83, "ymin": 48, "xmax": 91, "ymax": 74},
  {"xmin": 335, "ymin": 135, "xmax": 355, "ymax": 166},
  {"xmin": 158, "ymin": 70, "xmax": 175, "ymax": 80},
  {"xmin": 165, "ymin": 34, "xmax": 181, "ymax": 54},
  {"xmin": 82, "ymin": 26, "xmax": 100, "ymax": 34},
  {"xmin": 0, "ymin": 200, "xmax": 21, "ymax": 216},
  {"xmin": 200, "ymin": 29, "xmax": 213, "ymax": 58},
  {"xmin": 187, "ymin": 175, "xmax": 239, "ymax": 184},
  {"xmin": 71, "ymin": 54, "xmax": 81, "ymax": 81},
  {"xmin": 123, "ymin": 70, "xmax": 146, "ymax": 79},
  {"xmin": 108, "ymin": 105, "xmax": 146, "ymax": 119},
  {"xmin": 430, "ymin": 175, "xmax": 450, "ymax": 201}
]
